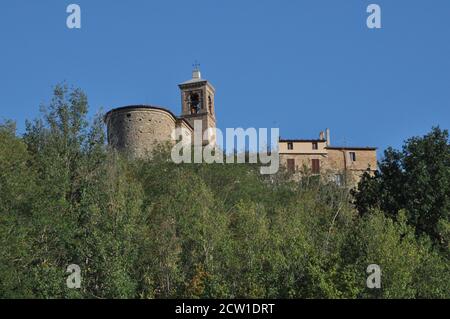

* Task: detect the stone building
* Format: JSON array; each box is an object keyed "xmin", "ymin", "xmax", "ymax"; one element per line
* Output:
[
  {"xmin": 279, "ymin": 130, "xmax": 377, "ymax": 187},
  {"xmin": 105, "ymin": 67, "xmax": 377, "ymax": 186},
  {"xmin": 104, "ymin": 67, "xmax": 216, "ymax": 158},
  {"xmin": 104, "ymin": 105, "xmax": 193, "ymax": 158}
]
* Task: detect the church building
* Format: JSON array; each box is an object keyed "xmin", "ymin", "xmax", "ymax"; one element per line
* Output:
[
  {"xmin": 104, "ymin": 66, "xmax": 215, "ymax": 158},
  {"xmin": 104, "ymin": 67, "xmax": 377, "ymax": 187}
]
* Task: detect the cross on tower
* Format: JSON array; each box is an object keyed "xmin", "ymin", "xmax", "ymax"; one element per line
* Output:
[{"xmin": 192, "ymin": 61, "xmax": 201, "ymax": 71}]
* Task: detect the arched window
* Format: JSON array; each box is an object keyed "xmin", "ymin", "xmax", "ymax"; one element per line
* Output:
[
  {"xmin": 208, "ymin": 96, "xmax": 212, "ymax": 113},
  {"xmin": 189, "ymin": 93, "xmax": 200, "ymax": 114}
]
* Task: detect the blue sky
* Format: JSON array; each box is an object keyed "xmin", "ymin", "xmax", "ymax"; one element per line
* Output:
[{"xmin": 1, "ymin": 0, "xmax": 449, "ymax": 154}]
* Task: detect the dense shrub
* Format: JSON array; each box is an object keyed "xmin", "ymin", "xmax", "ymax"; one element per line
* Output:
[{"xmin": 0, "ymin": 85, "xmax": 448, "ymax": 298}]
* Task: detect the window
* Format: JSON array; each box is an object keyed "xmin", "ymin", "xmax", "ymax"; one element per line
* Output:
[
  {"xmin": 189, "ymin": 92, "xmax": 201, "ymax": 114},
  {"xmin": 287, "ymin": 159, "xmax": 295, "ymax": 172},
  {"xmin": 208, "ymin": 96, "xmax": 212, "ymax": 113},
  {"xmin": 287, "ymin": 142, "xmax": 294, "ymax": 150},
  {"xmin": 312, "ymin": 159, "xmax": 320, "ymax": 174},
  {"xmin": 349, "ymin": 152, "xmax": 357, "ymax": 162},
  {"xmin": 312, "ymin": 142, "xmax": 318, "ymax": 150}
]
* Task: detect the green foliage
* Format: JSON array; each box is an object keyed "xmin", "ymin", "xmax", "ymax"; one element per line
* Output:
[
  {"xmin": 0, "ymin": 86, "xmax": 448, "ymax": 299},
  {"xmin": 353, "ymin": 127, "xmax": 450, "ymax": 248}
]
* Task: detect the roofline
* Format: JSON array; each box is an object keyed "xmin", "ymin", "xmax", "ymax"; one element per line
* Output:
[
  {"xmin": 175, "ymin": 118, "xmax": 194, "ymax": 130},
  {"xmin": 326, "ymin": 146, "xmax": 378, "ymax": 151},
  {"xmin": 103, "ymin": 105, "xmax": 193, "ymax": 130},
  {"xmin": 279, "ymin": 152, "xmax": 328, "ymax": 155},
  {"xmin": 279, "ymin": 139, "xmax": 327, "ymax": 143},
  {"xmin": 178, "ymin": 80, "xmax": 208, "ymax": 86},
  {"xmin": 178, "ymin": 80, "xmax": 216, "ymax": 92}
]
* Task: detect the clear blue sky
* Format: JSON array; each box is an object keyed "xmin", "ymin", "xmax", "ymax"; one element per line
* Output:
[{"xmin": 1, "ymin": 0, "xmax": 449, "ymax": 154}]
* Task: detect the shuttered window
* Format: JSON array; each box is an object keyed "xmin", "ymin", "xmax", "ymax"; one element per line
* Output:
[
  {"xmin": 287, "ymin": 159, "xmax": 295, "ymax": 172},
  {"xmin": 312, "ymin": 159, "xmax": 320, "ymax": 174}
]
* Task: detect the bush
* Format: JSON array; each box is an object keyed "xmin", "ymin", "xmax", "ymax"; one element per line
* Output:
[{"xmin": 0, "ymin": 85, "xmax": 448, "ymax": 298}]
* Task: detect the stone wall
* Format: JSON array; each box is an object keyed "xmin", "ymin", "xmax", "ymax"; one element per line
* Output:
[
  {"xmin": 279, "ymin": 146, "xmax": 377, "ymax": 187},
  {"xmin": 327, "ymin": 148, "xmax": 377, "ymax": 172},
  {"xmin": 105, "ymin": 106, "xmax": 192, "ymax": 158},
  {"xmin": 279, "ymin": 154, "xmax": 328, "ymax": 172}
]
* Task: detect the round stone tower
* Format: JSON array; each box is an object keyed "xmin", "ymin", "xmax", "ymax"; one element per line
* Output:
[{"xmin": 104, "ymin": 105, "xmax": 186, "ymax": 158}]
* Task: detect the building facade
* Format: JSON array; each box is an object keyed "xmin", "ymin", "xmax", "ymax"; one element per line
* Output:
[
  {"xmin": 279, "ymin": 134, "xmax": 377, "ymax": 187},
  {"xmin": 105, "ymin": 68, "xmax": 377, "ymax": 186}
]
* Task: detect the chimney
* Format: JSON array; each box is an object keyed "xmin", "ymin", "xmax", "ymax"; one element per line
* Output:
[
  {"xmin": 326, "ymin": 128, "xmax": 331, "ymax": 146},
  {"xmin": 319, "ymin": 131, "xmax": 325, "ymax": 140}
]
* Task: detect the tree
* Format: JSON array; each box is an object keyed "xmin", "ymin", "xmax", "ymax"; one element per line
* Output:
[
  {"xmin": 0, "ymin": 121, "xmax": 36, "ymax": 297},
  {"xmin": 353, "ymin": 127, "xmax": 450, "ymax": 246},
  {"xmin": 1, "ymin": 85, "xmax": 449, "ymax": 299}
]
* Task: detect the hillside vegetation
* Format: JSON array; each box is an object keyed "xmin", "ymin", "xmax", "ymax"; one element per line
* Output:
[{"xmin": 0, "ymin": 85, "xmax": 448, "ymax": 298}]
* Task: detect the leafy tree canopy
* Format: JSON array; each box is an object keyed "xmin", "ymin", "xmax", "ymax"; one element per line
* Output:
[{"xmin": 0, "ymin": 85, "xmax": 448, "ymax": 298}]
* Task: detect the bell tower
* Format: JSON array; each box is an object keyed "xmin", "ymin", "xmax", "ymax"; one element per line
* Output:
[{"xmin": 179, "ymin": 65, "xmax": 216, "ymax": 146}]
